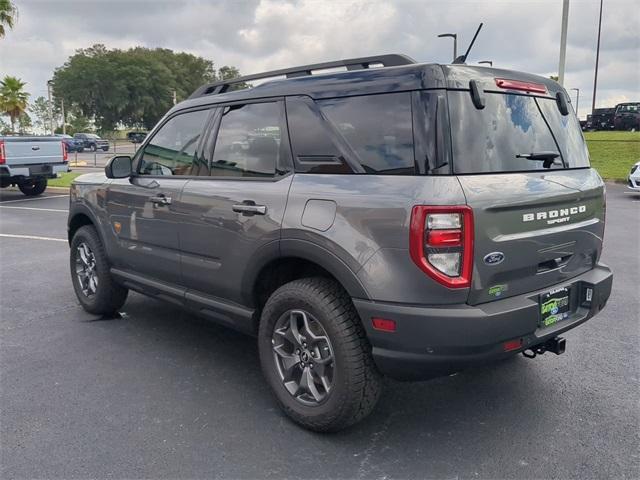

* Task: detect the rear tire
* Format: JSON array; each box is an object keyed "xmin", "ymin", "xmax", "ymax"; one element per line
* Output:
[
  {"xmin": 18, "ymin": 178, "xmax": 47, "ymax": 196},
  {"xmin": 258, "ymin": 277, "xmax": 382, "ymax": 432},
  {"xmin": 90, "ymin": 144, "xmax": 97, "ymax": 152},
  {"xmin": 70, "ymin": 225, "xmax": 128, "ymax": 315}
]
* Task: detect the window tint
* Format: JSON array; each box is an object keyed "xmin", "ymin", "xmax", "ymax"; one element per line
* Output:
[
  {"xmin": 138, "ymin": 109, "xmax": 209, "ymax": 176},
  {"xmin": 449, "ymin": 92, "xmax": 590, "ymax": 174},
  {"xmin": 211, "ymin": 102, "xmax": 282, "ymax": 177},
  {"xmin": 318, "ymin": 93, "xmax": 415, "ymax": 174}
]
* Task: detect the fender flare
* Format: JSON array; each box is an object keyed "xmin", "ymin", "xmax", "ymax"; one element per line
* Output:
[{"xmin": 240, "ymin": 238, "xmax": 370, "ymax": 305}]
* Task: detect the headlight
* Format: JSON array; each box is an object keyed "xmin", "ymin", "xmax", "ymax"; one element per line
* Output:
[{"xmin": 631, "ymin": 165, "xmax": 639, "ymax": 175}]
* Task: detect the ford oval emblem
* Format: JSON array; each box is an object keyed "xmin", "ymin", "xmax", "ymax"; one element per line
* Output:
[{"xmin": 484, "ymin": 252, "xmax": 505, "ymax": 266}]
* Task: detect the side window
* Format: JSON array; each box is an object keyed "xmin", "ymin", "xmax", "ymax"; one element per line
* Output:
[
  {"xmin": 318, "ymin": 92, "xmax": 415, "ymax": 174},
  {"xmin": 138, "ymin": 109, "xmax": 210, "ymax": 176},
  {"xmin": 211, "ymin": 102, "xmax": 283, "ymax": 178}
]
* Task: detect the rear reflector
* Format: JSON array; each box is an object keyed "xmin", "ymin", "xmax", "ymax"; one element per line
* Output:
[
  {"xmin": 372, "ymin": 318, "xmax": 396, "ymax": 332},
  {"xmin": 495, "ymin": 78, "xmax": 547, "ymax": 94},
  {"xmin": 503, "ymin": 339, "xmax": 523, "ymax": 352}
]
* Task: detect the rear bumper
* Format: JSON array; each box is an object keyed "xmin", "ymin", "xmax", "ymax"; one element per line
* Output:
[
  {"xmin": 0, "ymin": 163, "xmax": 68, "ymax": 178},
  {"xmin": 353, "ymin": 264, "xmax": 613, "ymax": 380}
]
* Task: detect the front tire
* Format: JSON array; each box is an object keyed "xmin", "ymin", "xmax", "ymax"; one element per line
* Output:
[
  {"xmin": 70, "ymin": 225, "xmax": 128, "ymax": 315},
  {"xmin": 258, "ymin": 277, "xmax": 382, "ymax": 432},
  {"xmin": 18, "ymin": 178, "xmax": 47, "ymax": 196}
]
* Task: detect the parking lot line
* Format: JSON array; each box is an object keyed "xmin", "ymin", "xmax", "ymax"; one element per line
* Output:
[
  {"xmin": 0, "ymin": 233, "xmax": 67, "ymax": 242},
  {"xmin": 0, "ymin": 194, "xmax": 69, "ymax": 204},
  {"xmin": 0, "ymin": 206, "xmax": 68, "ymax": 213}
]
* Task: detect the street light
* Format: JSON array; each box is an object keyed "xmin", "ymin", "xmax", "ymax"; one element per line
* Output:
[
  {"xmin": 46, "ymin": 80, "xmax": 55, "ymax": 135},
  {"xmin": 479, "ymin": 60, "xmax": 493, "ymax": 67},
  {"xmin": 438, "ymin": 33, "xmax": 457, "ymax": 63},
  {"xmin": 571, "ymin": 88, "xmax": 580, "ymax": 118}
]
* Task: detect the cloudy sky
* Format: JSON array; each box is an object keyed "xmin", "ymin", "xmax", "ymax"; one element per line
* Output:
[{"xmin": 1, "ymin": 0, "xmax": 638, "ymax": 119}]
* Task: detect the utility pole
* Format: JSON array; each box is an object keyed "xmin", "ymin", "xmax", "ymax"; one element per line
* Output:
[
  {"xmin": 558, "ymin": 0, "xmax": 570, "ymax": 86},
  {"xmin": 437, "ymin": 33, "xmax": 457, "ymax": 63},
  {"xmin": 571, "ymin": 88, "xmax": 580, "ymax": 118},
  {"xmin": 61, "ymin": 99, "xmax": 66, "ymax": 135},
  {"xmin": 46, "ymin": 80, "xmax": 55, "ymax": 135},
  {"xmin": 592, "ymin": 0, "xmax": 604, "ymax": 113}
]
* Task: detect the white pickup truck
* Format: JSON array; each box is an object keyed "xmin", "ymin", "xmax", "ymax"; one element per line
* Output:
[{"xmin": 0, "ymin": 136, "xmax": 69, "ymax": 196}]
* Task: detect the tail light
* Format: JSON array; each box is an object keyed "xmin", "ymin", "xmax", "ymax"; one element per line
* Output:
[
  {"xmin": 0, "ymin": 140, "xmax": 5, "ymax": 165},
  {"xmin": 409, "ymin": 206, "xmax": 474, "ymax": 288},
  {"xmin": 62, "ymin": 142, "xmax": 68, "ymax": 162}
]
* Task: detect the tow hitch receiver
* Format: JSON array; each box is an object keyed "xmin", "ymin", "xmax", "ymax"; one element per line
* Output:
[{"xmin": 523, "ymin": 336, "xmax": 566, "ymax": 358}]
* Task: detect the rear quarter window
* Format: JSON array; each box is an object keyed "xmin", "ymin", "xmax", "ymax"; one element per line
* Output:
[{"xmin": 318, "ymin": 92, "xmax": 415, "ymax": 174}]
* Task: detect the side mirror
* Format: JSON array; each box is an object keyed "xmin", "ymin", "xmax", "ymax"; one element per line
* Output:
[{"xmin": 105, "ymin": 155, "xmax": 133, "ymax": 178}]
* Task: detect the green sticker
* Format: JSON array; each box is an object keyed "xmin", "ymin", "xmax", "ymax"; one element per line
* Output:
[{"xmin": 488, "ymin": 284, "xmax": 508, "ymax": 297}]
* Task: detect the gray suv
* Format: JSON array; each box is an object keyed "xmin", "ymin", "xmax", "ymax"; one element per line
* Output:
[{"xmin": 67, "ymin": 55, "xmax": 613, "ymax": 432}]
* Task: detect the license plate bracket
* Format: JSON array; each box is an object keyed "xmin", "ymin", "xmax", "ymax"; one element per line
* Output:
[{"xmin": 539, "ymin": 287, "xmax": 571, "ymax": 328}]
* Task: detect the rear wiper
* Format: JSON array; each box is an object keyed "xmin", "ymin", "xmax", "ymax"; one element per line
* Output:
[{"xmin": 516, "ymin": 151, "xmax": 561, "ymax": 168}]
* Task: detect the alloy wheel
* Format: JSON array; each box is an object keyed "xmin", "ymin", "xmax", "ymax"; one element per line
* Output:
[
  {"xmin": 271, "ymin": 309, "xmax": 334, "ymax": 406},
  {"xmin": 75, "ymin": 242, "xmax": 98, "ymax": 297}
]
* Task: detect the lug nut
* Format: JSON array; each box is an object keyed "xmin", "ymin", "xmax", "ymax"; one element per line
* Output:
[
  {"xmin": 303, "ymin": 343, "xmax": 307, "ymax": 348},
  {"xmin": 309, "ymin": 364, "xmax": 314, "ymax": 369},
  {"xmin": 311, "ymin": 352, "xmax": 316, "ymax": 357},
  {"xmin": 295, "ymin": 349, "xmax": 300, "ymax": 355}
]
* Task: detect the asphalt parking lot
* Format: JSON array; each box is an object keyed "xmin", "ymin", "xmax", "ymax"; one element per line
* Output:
[{"xmin": 0, "ymin": 183, "xmax": 638, "ymax": 479}]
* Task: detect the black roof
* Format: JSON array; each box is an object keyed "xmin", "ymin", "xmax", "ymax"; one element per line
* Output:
[{"xmin": 171, "ymin": 54, "xmax": 566, "ymax": 115}]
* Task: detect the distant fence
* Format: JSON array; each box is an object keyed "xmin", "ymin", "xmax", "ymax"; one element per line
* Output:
[{"xmin": 68, "ymin": 139, "xmax": 141, "ymax": 168}]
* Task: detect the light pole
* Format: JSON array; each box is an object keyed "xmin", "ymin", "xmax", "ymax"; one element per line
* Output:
[
  {"xmin": 592, "ymin": 0, "xmax": 603, "ymax": 113},
  {"xmin": 479, "ymin": 60, "xmax": 493, "ymax": 67},
  {"xmin": 438, "ymin": 33, "xmax": 457, "ymax": 63},
  {"xmin": 571, "ymin": 88, "xmax": 580, "ymax": 118},
  {"xmin": 46, "ymin": 80, "xmax": 55, "ymax": 135},
  {"xmin": 558, "ymin": 0, "xmax": 570, "ymax": 86}
]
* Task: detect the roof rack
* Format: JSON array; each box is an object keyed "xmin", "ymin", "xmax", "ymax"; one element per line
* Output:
[{"xmin": 189, "ymin": 54, "xmax": 416, "ymax": 99}]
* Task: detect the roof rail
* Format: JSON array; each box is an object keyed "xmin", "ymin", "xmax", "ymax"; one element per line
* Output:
[{"xmin": 189, "ymin": 54, "xmax": 416, "ymax": 99}]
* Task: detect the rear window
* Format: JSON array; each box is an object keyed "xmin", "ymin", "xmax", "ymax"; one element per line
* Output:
[
  {"xmin": 318, "ymin": 93, "xmax": 415, "ymax": 174},
  {"xmin": 449, "ymin": 91, "xmax": 590, "ymax": 174}
]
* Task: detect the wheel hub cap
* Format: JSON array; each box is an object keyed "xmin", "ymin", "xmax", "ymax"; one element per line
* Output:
[
  {"xmin": 271, "ymin": 309, "xmax": 334, "ymax": 406},
  {"xmin": 75, "ymin": 242, "xmax": 98, "ymax": 297}
]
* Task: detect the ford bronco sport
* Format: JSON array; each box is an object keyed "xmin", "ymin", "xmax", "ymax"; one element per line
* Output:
[{"xmin": 67, "ymin": 55, "xmax": 613, "ymax": 432}]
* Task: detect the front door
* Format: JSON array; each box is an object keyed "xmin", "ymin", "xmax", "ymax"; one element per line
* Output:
[
  {"xmin": 178, "ymin": 100, "xmax": 293, "ymax": 307},
  {"xmin": 105, "ymin": 107, "xmax": 213, "ymax": 286}
]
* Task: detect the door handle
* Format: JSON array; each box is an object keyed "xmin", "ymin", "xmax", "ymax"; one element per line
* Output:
[
  {"xmin": 232, "ymin": 201, "xmax": 267, "ymax": 216},
  {"xmin": 149, "ymin": 195, "xmax": 172, "ymax": 206}
]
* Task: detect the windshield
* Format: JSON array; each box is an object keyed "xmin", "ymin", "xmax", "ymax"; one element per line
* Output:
[
  {"xmin": 616, "ymin": 104, "xmax": 639, "ymax": 114},
  {"xmin": 449, "ymin": 91, "xmax": 590, "ymax": 174}
]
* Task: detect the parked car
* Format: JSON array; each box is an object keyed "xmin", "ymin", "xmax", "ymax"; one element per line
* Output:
[
  {"xmin": 0, "ymin": 135, "xmax": 68, "ymax": 195},
  {"xmin": 584, "ymin": 108, "xmax": 615, "ymax": 131},
  {"xmin": 628, "ymin": 161, "xmax": 640, "ymax": 191},
  {"xmin": 127, "ymin": 131, "xmax": 147, "ymax": 143},
  {"xmin": 613, "ymin": 102, "xmax": 640, "ymax": 131},
  {"xmin": 55, "ymin": 134, "xmax": 83, "ymax": 153},
  {"xmin": 67, "ymin": 55, "xmax": 613, "ymax": 432},
  {"xmin": 73, "ymin": 133, "xmax": 109, "ymax": 152}
]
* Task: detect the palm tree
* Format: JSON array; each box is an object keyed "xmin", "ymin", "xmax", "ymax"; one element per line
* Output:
[
  {"xmin": 0, "ymin": 0, "xmax": 18, "ymax": 37},
  {"xmin": 0, "ymin": 76, "xmax": 29, "ymax": 133}
]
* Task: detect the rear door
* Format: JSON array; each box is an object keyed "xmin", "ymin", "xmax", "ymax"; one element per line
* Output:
[
  {"xmin": 105, "ymin": 107, "xmax": 213, "ymax": 286},
  {"xmin": 447, "ymin": 89, "xmax": 604, "ymax": 305},
  {"xmin": 178, "ymin": 100, "xmax": 293, "ymax": 307}
]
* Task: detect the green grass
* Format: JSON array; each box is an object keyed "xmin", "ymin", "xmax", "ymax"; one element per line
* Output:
[
  {"xmin": 48, "ymin": 172, "xmax": 82, "ymax": 188},
  {"xmin": 585, "ymin": 131, "xmax": 640, "ymax": 181}
]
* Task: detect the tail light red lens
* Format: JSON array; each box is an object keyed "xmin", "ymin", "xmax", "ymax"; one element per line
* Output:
[
  {"xmin": 409, "ymin": 205, "xmax": 474, "ymax": 288},
  {"xmin": 0, "ymin": 140, "xmax": 5, "ymax": 165},
  {"xmin": 62, "ymin": 142, "xmax": 68, "ymax": 162},
  {"xmin": 495, "ymin": 78, "xmax": 547, "ymax": 94}
]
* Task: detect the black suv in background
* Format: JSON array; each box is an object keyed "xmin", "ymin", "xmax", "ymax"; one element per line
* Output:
[
  {"xmin": 613, "ymin": 102, "xmax": 640, "ymax": 130},
  {"xmin": 584, "ymin": 108, "xmax": 615, "ymax": 131},
  {"xmin": 73, "ymin": 133, "xmax": 109, "ymax": 152}
]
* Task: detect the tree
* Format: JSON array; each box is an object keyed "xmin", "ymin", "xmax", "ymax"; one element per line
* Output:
[
  {"xmin": 30, "ymin": 96, "xmax": 61, "ymax": 133},
  {"xmin": 0, "ymin": 76, "xmax": 29, "ymax": 133},
  {"xmin": 52, "ymin": 45, "xmax": 229, "ymax": 131},
  {"xmin": 18, "ymin": 111, "xmax": 32, "ymax": 134},
  {"xmin": 0, "ymin": 0, "xmax": 17, "ymax": 38}
]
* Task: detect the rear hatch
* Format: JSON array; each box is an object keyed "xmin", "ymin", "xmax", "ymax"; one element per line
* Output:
[
  {"xmin": 2, "ymin": 137, "xmax": 64, "ymax": 166},
  {"xmin": 446, "ymin": 80, "xmax": 604, "ymax": 306}
]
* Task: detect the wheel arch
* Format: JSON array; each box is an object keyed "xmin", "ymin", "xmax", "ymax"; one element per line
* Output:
[{"xmin": 67, "ymin": 204, "xmax": 101, "ymax": 244}]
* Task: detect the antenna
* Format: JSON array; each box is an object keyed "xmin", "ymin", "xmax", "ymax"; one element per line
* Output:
[{"xmin": 452, "ymin": 23, "xmax": 483, "ymax": 64}]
